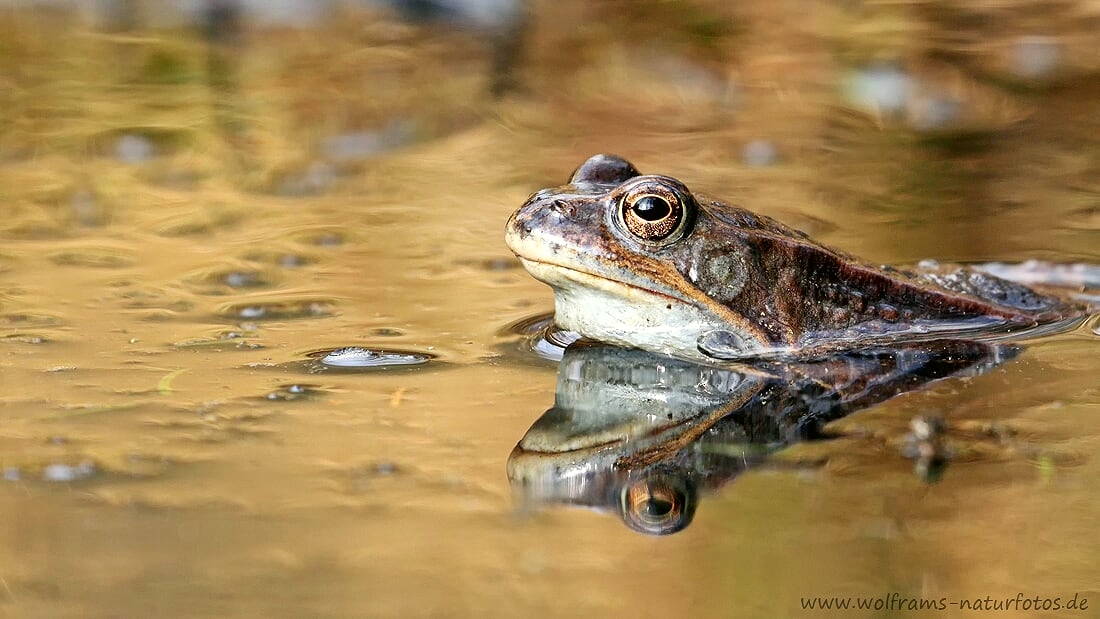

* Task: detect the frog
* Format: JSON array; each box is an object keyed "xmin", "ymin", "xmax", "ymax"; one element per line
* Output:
[{"xmin": 505, "ymin": 154, "xmax": 1092, "ymax": 362}]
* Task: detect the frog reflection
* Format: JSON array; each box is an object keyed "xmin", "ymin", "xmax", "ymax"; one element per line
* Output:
[{"xmin": 507, "ymin": 340, "xmax": 1014, "ymax": 535}]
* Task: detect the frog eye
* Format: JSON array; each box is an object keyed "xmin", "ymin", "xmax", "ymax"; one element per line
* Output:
[{"xmin": 614, "ymin": 177, "xmax": 694, "ymax": 245}]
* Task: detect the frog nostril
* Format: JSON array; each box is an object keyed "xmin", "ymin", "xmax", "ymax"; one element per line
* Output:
[{"xmin": 550, "ymin": 199, "xmax": 576, "ymax": 218}]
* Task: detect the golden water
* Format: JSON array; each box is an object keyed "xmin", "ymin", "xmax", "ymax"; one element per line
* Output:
[{"xmin": 1, "ymin": 3, "xmax": 1098, "ymax": 618}]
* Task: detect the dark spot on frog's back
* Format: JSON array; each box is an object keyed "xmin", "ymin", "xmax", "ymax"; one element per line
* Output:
[{"xmin": 569, "ymin": 154, "xmax": 640, "ymax": 185}]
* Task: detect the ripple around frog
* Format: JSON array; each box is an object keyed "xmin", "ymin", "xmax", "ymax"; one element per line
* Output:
[
  {"xmin": 784, "ymin": 314, "xmax": 1091, "ymax": 359},
  {"xmin": 976, "ymin": 260, "xmax": 1100, "ymax": 289},
  {"xmin": 499, "ymin": 312, "xmax": 580, "ymax": 363},
  {"xmin": 504, "ymin": 308, "xmax": 1092, "ymax": 364},
  {"xmin": 1087, "ymin": 313, "xmax": 1100, "ymax": 337}
]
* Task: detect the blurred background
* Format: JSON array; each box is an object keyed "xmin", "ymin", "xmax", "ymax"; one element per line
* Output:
[{"xmin": 0, "ymin": 1, "xmax": 1098, "ymax": 617}]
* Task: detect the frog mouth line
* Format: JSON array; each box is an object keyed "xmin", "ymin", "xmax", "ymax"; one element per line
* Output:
[{"xmin": 516, "ymin": 257, "xmax": 690, "ymax": 306}]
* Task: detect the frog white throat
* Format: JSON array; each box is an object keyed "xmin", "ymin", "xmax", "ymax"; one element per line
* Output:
[{"xmin": 518, "ymin": 258, "xmax": 764, "ymax": 362}]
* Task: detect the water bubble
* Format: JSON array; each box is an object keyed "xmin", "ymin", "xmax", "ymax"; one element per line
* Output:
[
  {"xmin": 239, "ymin": 306, "xmax": 266, "ymax": 319},
  {"xmin": 224, "ymin": 271, "xmax": 267, "ymax": 288},
  {"xmin": 70, "ymin": 189, "xmax": 109, "ymax": 226},
  {"xmin": 42, "ymin": 460, "xmax": 97, "ymax": 483},
  {"xmin": 264, "ymin": 383, "xmax": 325, "ymax": 401},
  {"xmin": 320, "ymin": 121, "xmax": 415, "ymax": 162},
  {"xmin": 909, "ymin": 95, "xmax": 960, "ymax": 131},
  {"xmin": 314, "ymin": 232, "xmax": 344, "ymax": 247},
  {"xmin": 276, "ymin": 161, "xmax": 336, "ymax": 197},
  {"xmin": 279, "ymin": 254, "xmax": 309, "ymax": 268},
  {"xmin": 846, "ymin": 64, "xmax": 911, "ymax": 116},
  {"xmin": 217, "ymin": 298, "xmax": 336, "ymax": 321},
  {"xmin": 1012, "ymin": 35, "xmax": 1061, "ymax": 79},
  {"xmin": 742, "ymin": 140, "xmax": 778, "ymax": 167},
  {"xmin": 318, "ymin": 346, "xmax": 431, "ymax": 368},
  {"xmin": 115, "ymin": 134, "xmax": 155, "ymax": 163}
]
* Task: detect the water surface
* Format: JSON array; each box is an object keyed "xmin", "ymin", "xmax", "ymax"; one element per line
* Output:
[{"xmin": 1, "ymin": 2, "xmax": 1099, "ymax": 618}]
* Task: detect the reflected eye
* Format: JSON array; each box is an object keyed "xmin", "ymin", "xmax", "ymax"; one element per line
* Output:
[
  {"xmin": 619, "ymin": 472, "xmax": 696, "ymax": 535},
  {"xmin": 615, "ymin": 178, "xmax": 694, "ymax": 246}
]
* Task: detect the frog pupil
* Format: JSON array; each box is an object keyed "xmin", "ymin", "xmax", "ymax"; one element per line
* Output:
[
  {"xmin": 632, "ymin": 196, "xmax": 671, "ymax": 221},
  {"xmin": 643, "ymin": 497, "xmax": 674, "ymax": 518}
]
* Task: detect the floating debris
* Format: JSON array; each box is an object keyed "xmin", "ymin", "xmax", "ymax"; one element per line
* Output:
[{"xmin": 157, "ymin": 368, "xmax": 188, "ymax": 395}]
